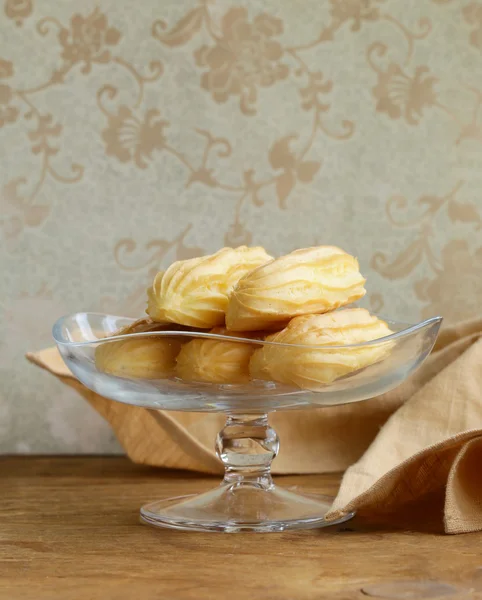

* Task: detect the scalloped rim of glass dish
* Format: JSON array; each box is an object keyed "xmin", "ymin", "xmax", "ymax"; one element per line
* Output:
[
  {"xmin": 52, "ymin": 313, "xmax": 443, "ymax": 410},
  {"xmin": 53, "ymin": 312, "xmax": 443, "ymax": 350},
  {"xmin": 52, "ymin": 312, "xmax": 443, "ymax": 533}
]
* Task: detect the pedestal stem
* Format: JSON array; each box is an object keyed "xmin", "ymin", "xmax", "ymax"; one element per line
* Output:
[
  {"xmin": 141, "ymin": 413, "xmax": 355, "ymax": 531},
  {"xmin": 215, "ymin": 414, "xmax": 279, "ymax": 489}
]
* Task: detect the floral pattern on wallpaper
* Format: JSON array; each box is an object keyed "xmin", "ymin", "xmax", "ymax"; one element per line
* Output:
[
  {"xmin": 2, "ymin": 0, "xmax": 481, "ymax": 279},
  {"xmin": 4, "ymin": 0, "xmax": 33, "ymax": 26},
  {"xmin": 371, "ymin": 181, "xmax": 482, "ymax": 319},
  {"xmin": 1, "ymin": 0, "xmax": 482, "ymax": 452},
  {"xmin": 1, "ymin": 5, "xmax": 164, "ymax": 242}
]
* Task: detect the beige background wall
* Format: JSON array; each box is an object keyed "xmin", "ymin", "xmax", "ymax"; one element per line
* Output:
[{"xmin": 1, "ymin": 0, "xmax": 481, "ymax": 453}]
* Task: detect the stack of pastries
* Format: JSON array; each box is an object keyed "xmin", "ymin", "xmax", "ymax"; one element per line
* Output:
[{"xmin": 95, "ymin": 245, "xmax": 394, "ymax": 391}]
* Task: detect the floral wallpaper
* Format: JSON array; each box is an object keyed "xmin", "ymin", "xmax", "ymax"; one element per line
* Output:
[{"xmin": 1, "ymin": 0, "xmax": 481, "ymax": 453}]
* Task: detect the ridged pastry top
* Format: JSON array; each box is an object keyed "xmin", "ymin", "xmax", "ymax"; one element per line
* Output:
[
  {"xmin": 146, "ymin": 246, "xmax": 273, "ymax": 328},
  {"xmin": 176, "ymin": 327, "xmax": 258, "ymax": 384},
  {"xmin": 266, "ymin": 308, "xmax": 392, "ymax": 346},
  {"xmin": 226, "ymin": 246, "xmax": 366, "ymax": 331},
  {"xmin": 250, "ymin": 308, "xmax": 393, "ymax": 389},
  {"xmin": 95, "ymin": 336, "xmax": 182, "ymax": 379},
  {"xmin": 111, "ymin": 317, "xmax": 182, "ymax": 336}
]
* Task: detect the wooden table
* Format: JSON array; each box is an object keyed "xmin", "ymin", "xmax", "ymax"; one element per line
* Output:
[{"xmin": 1, "ymin": 457, "xmax": 481, "ymax": 600}]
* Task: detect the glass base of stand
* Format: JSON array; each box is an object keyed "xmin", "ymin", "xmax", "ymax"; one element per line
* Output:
[
  {"xmin": 140, "ymin": 483, "xmax": 354, "ymax": 533},
  {"xmin": 141, "ymin": 414, "xmax": 354, "ymax": 532}
]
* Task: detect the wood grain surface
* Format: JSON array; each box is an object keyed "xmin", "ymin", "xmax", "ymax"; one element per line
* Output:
[{"xmin": 1, "ymin": 457, "xmax": 481, "ymax": 600}]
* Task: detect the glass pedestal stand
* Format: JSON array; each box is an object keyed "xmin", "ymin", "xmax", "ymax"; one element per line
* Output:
[{"xmin": 140, "ymin": 414, "xmax": 354, "ymax": 533}]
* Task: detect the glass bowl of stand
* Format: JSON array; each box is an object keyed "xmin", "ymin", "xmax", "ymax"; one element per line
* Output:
[{"xmin": 53, "ymin": 312, "xmax": 442, "ymax": 533}]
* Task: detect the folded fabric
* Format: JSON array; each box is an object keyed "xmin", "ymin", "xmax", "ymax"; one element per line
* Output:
[
  {"xmin": 27, "ymin": 316, "xmax": 482, "ymax": 533},
  {"xmin": 325, "ymin": 319, "xmax": 482, "ymax": 534}
]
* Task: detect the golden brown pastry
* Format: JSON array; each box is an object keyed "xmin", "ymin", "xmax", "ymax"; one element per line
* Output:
[
  {"xmin": 95, "ymin": 336, "xmax": 182, "ymax": 379},
  {"xmin": 111, "ymin": 317, "xmax": 197, "ymax": 336},
  {"xmin": 146, "ymin": 246, "xmax": 273, "ymax": 328},
  {"xmin": 111, "ymin": 317, "xmax": 170, "ymax": 336},
  {"xmin": 176, "ymin": 327, "xmax": 259, "ymax": 384},
  {"xmin": 226, "ymin": 246, "xmax": 366, "ymax": 331},
  {"xmin": 250, "ymin": 308, "xmax": 393, "ymax": 390}
]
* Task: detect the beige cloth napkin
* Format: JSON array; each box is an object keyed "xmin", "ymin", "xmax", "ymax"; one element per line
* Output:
[{"xmin": 27, "ymin": 316, "xmax": 482, "ymax": 534}]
